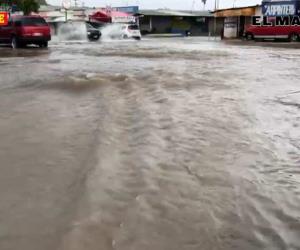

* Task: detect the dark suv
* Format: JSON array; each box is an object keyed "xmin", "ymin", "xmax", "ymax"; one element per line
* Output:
[
  {"xmin": 0, "ymin": 15, "xmax": 51, "ymax": 48},
  {"xmin": 86, "ymin": 22, "xmax": 101, "ymax": 41}
]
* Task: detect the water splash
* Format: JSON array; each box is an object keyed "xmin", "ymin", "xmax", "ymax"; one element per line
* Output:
[
  {"xmin": 57, "ymin": 22, "xmax": 88, "ymax": 41},
  {"xmin": 100, "ymin": 23, "xmax": 125, "ymax": 41}
]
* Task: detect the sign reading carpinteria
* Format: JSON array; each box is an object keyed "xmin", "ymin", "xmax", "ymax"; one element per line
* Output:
[
  {"xmin": 0, "ymin": 12, "xmax": 8, "ymax": 26},
  {"xmin": 262, "ymin": 0, "xmax": 300, "ymax": 16},
  {"xmin": 252, "ymin": 0, "xmax": 300, "ymax": 26}
]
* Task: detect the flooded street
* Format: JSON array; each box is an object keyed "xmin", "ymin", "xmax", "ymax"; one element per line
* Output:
[{"xmin": 0, "ymin": 37, "xmax": 299, "ymax": 250}]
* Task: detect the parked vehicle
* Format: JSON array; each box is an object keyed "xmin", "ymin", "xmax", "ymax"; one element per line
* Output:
[
  {"xmin": 0, "ymin": 15, "xmax": 51, "ymax": 48},
  {"xmin": 86, "ymin": 23, "xmax": 101, "ymax": 41},
  {"xmin": 245, "ymin": 25, "xmax": 300, "ymax": 42},
  {"xmin": 121, "ymin": 24, "xmax": 141, "ymax": 40}
]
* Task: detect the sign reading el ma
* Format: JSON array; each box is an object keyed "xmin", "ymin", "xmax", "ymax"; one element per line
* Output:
[{"xmin": 0, "ymin": 12, "xmax": 8, "ymax": 26}]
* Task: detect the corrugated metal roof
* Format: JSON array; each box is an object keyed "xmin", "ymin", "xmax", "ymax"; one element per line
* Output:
[
  {"xmin": 39, "ymin": 5, "xmax": 91, "ymax": 12},
  {"xmin": 139, "ymin": 9, "xmax": 212, "ymax": 17}
]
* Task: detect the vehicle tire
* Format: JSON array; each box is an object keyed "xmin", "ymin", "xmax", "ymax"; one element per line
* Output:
[
  {"xmin": 255, "ymin": 38, "xmax": 264, "ymax": 42},
  {"xmin": 245, "ymin": 33, "xmax": 254, "ymax": 41},
  {"xmin": 39, "ymin": 42, "xmax": 48, "ymax": 48},
  {"xmin": 289, "ymin": 33, "xmax": 299, "ymax": 42},
  {"xmin": 11, "ymin": 36, "xmax": 20, "ymax": 49},
  {"xmin": 122, "ymin": 34, "xmax": 128, "ymax": 39},
  {"xmin": 134, "ymin": 37, "xmax": 141, "ymax": 41},
  {"xmin": 88, "ymin": 35, "xmax": 100, "ymax": 41}
]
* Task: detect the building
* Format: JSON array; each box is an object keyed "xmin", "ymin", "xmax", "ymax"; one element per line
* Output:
[
  {"xmin": 214, "ymin": 5, "xmax": 262, "ymax": 39},
  {"xmin": 88, "ymin": 9, "xmax": 136, "ymax": 24},
  {"xmin": 38, "ymin": 5, "xmax": 90, "ymax": 35},
  {"xmin": 39, "ymin": 5, "xmax": 88, "ymax": 22},
  {"xmin": 138, "ymin": 9, "xmax": 216, "ymax": 36},
  {"xmin": 37, "ymin": 5, "xmax": 223, "ymax": 37},
  {"xmin": 38, "ymin": 5, "xmax": 138, "ymax": 35}
]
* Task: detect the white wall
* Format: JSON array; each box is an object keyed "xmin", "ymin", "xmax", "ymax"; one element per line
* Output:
[
  {"xmin": 255, "ymin": 6, "xmax": 262, "ymax": 17},
  {"xmin": 224, "ymin": 17, "xmax": 238, "ymax": 38}
]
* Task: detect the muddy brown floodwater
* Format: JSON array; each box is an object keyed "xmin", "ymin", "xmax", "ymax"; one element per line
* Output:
[{"xmin": 0, "ymin": 38, "xmax": 300, "ymax": 250}]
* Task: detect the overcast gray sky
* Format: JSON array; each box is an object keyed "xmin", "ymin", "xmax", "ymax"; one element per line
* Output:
[{"xmin": 47, "ymin": 0, "xmax": 261, "ymax": 11}]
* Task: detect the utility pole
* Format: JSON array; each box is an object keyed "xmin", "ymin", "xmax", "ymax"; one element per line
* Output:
[
  {"xmin": 62, "ymin": 0, "xmax": 71, "ymax": 22},
  {"xmin": 213, "ymin": 0, "xmax": 220, "ymax": 39},
  {"xmin": 201, "ymin": 0, "xmax": 207, "ymax": 10},
  {"xmin": 214, "ymin": 0, "xmax": 217, "ymax": 38},
  {"xmin": 191, "ymin": 0, "xmax": 196, "ymax": 12},
  {"xmin": 233, "ymin": 0, "xmax": 236, "ymax": 8}
]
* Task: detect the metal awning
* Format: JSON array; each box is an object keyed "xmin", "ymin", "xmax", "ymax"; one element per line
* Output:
[{"xmin": 214, "ymin": 5, "xmax": 260, "ymax": 17}]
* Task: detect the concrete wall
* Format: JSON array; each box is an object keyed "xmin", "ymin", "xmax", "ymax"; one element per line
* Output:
[{"xmin": 223, "ymin": 17, "xmax": 238, "ymax": 38}]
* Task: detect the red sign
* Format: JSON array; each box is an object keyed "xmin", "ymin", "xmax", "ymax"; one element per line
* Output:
[{"xmin": 0, "ymin": 12, "xmax": 8, "ymax": 26}]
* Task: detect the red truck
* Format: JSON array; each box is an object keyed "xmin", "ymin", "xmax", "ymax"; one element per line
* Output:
[
  {"xmin": 0, "ymin": 15, "xmax": 51, "ymax": 48},
  {"xmin": 245, "ymin": 24, "xmax": 300, "ymax": 42}
]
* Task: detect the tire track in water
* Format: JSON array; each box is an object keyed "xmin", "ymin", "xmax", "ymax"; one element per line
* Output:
[{"xmin": 58, "ymin": 61, "xmax": 262, "ymax": 250}]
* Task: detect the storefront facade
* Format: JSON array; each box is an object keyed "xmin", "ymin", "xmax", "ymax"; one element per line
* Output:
[
  {"xmin": 214, "ymin": 5, "xmax": 261, "ymax": 38},
  {"xmin": 139, "ymin": 10, "xmax": 213, "ymax": 36}
]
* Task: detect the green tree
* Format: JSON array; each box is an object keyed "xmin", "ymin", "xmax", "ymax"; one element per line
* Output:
[
  {"xmin": 37, "ymin": 0, "xmax": 46, "ymax": 5},
  {"xmin": 0, "ymin": 0, "xmax": 42, "ymax": 14},
  {"xmin": 21, "ymin": 0, "xmax": 39, "ymax": 14}
]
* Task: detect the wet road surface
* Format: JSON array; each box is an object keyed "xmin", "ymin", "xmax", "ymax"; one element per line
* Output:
[{"xmin": 0, "ymin": 38, "xmax": 300, "ymax": 250}]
